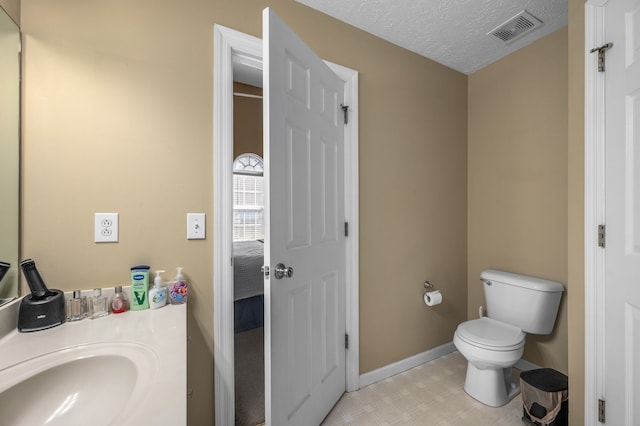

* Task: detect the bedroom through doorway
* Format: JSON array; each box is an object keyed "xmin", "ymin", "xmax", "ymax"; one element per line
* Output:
[{"xmin": 231, "ymin": 80, "xmax": 266, "ymax": 426}]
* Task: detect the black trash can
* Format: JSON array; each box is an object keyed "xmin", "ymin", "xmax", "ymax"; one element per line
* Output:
[{"xmin": 520, "ymin": 368, "xmax": 568, "ymax": 426}]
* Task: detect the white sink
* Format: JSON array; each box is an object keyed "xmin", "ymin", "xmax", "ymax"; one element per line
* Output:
[
  {"xmin": 0, "ymin": 296, "xmax": 186, "ymax": 425},
  {"xmin": 0, "ymin": 342, "xmax": 159, "ymax": 426}
]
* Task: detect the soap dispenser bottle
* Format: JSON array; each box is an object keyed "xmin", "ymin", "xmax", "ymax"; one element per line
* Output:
[
  {"xmin": 169, "ymin": 267, "xmax": 188, "ymax": 305},
  {"xmin": 149, "ymin": 270, "xmax": 167, "ymax": 309}
]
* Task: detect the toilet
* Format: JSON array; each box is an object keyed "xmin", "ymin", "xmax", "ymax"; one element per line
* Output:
[{"xmin": 453, "ymin": 269, "xmax": 564, "ymax": 407}]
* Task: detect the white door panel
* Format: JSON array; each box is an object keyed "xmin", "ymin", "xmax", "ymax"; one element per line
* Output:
[
  {"xmin": 605, "ymin": 0, "xmax": 640, "ymax": 424},
  {"xmin": 285, "ymin": 123, "xmax": 312, "ymax": 249},
  {"xmin": 263, "ymin": 8, "xmax": 346, "ymax": 426}
]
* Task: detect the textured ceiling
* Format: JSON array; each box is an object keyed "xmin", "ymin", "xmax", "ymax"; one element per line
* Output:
[{"xmin": 295, "ymin": 0, "xmax": 568, "ymax": 75}]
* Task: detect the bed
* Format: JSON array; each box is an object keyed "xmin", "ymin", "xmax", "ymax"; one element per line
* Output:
[{"xmin": 233, "ymin": 240, "xmax": 264, "ymax": 333}]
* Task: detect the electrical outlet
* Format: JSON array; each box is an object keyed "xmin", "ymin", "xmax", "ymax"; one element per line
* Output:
[
  {"xmin": 187, "ymin": 213, "xmax": 206, "ymax": 240},
  {"xmin": 95, "ymin": 213, "xmax": 119, "ymax": 243}
]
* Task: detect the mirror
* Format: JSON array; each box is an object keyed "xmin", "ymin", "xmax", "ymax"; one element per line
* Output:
[{"xmin": 0, "ymin": 5, "xmax": 20, "ymax": 306}]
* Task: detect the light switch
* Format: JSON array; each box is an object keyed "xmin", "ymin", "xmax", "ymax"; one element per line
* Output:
[{"xmin": 187, "ymin": 213, "xmax": 206, "ymax": 240}]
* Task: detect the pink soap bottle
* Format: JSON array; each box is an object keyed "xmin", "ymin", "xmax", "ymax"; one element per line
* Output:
[
  {"xmin": 169, "ymin": 267, "xmax": 188, "ymax": 305},
  {"xmin": 110, "ymin": 285, "xmax": 129, "ymax": 313}
]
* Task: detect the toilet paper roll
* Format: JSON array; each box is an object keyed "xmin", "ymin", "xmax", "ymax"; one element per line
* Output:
[{"xmin": 424, "ymin": 290, "xmax": 442, "ymax": 306}]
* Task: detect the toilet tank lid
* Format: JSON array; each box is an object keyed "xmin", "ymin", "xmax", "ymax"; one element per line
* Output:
[{"xmin": 481, "ymin": 269, "xmax": 565, "ymax": 293}]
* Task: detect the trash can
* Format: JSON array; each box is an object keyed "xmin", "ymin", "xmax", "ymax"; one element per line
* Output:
[{"xmin": 520, "ymin": 368, "xmax": 568, "ymax": 426}]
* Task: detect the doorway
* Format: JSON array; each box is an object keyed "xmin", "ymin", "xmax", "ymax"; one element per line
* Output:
[
  {"xmin": 213, "ymin": 24, "xmax": 360, "ymax": 426},
  {"xmin": 232, "ymin": 83, "xmax": 265, "ymax": 425}
]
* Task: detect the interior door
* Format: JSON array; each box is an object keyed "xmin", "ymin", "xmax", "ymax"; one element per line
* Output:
[
  {"xmin": 604, "ymin": 0, "xmax": 640, "ymax": 424},
  {"xmin": 262, "ymin": 8, "xmax": 346, "ymax": 426}
]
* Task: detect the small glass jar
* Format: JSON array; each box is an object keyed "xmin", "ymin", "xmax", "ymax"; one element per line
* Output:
[
  {"xmin": 67, "ymin": 290, "xmax": 88, "ymax": 321},
  {"xmin": 89, "ymin": 288, "xmax": 109, "ymax": 319}
]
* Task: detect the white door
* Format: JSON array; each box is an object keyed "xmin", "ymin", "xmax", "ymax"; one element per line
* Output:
[
  {"xmin": 263, "ymin": 8, "xmax": 346, "ymax": 426},
  {"xmin": 604, "ymin": 0, "xmax": 640, "ymax": 424}
]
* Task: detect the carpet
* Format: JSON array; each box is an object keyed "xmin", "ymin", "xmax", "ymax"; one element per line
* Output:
[{"xmin": 235, "ymin": 326, "xmax": 265, "ymax": 426}]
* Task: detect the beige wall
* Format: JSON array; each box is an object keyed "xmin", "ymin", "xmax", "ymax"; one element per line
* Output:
[
  {"xmin": 468, "ymin": 29, "xmax": 569, "ymax": 373},
  {"xmin": 568, "ymin": 0, "xmax": 585, "ymax": 424},
  {"xmin": 20, "ymin": 0, "xmax": 468, "ymax": 422},
  {"xmin": 233, "ymin": 82, "xmax": 263, "ymax": 159}
]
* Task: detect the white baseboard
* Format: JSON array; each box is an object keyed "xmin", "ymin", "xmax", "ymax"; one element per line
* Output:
[
  {"xmin": 358, "ymin": 342, "xmax": 456, "ymax": 388},
  {"xmin": 357, "ymin": 342, "xmax": 541, "ymax": 389},
  {"xmin": 514, "ymin": 358, "xmax": 541, "ymax": 372}
]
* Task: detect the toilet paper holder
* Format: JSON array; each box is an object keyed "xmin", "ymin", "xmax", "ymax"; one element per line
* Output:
[{"xmin": 423, "ymin": 281, "xmax": 443, "ymax": 306}]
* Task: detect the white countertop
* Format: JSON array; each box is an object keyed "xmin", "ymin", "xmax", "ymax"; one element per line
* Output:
[{"xmin": 0, "ymin": 298, "xmax": 186, "ymax": 425}]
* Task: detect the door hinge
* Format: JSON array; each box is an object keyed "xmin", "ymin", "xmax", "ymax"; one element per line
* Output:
[
  {"xmin": 590, "ymin": 43, "xmax": 613, "ymax": 72},
  {"xmin": 345, "ymin": 333, "xmax": 349, "ymax": 349},
  {"xmin": 598, "ymin": 224, "xmax": 606, "ymax": 248},
  {"xmin": 340, "ymin": 104, "xmax": 349, "ymax": 125},
  {"xmin": 344, "ymin": 222, "xmax": 349, "ymax": 237},
  {"xmin": 598, "ymin": 398, "xmax": 606, "ymax": 423}
]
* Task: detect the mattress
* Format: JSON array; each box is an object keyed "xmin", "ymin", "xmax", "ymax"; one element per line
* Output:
[{"xmin": 233, "ymin": 240, "xmax": 264, "ymax": 301}]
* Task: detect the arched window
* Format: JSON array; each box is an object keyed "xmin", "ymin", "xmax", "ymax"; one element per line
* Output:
[
  {"xmin": 233, "ymin": 153, "xmax": 264, "ymax": 175},
  {"xmin": 232, "ymin": 153, "xmax": 264, "ymax": 241}
]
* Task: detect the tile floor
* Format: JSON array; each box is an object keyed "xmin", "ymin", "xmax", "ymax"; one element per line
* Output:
[{"xmin": 322, "ymin": 352, "xmax": 524, "ymax": 425}]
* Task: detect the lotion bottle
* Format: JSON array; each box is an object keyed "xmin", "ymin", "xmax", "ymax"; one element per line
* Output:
[
  {"xmin": 130, "ymin": 265, "xmax": 150, "ymax": 310},
  {"xmin": 149, "ymin": 270, "xmax": 167, "ymax": 309},
  {"xmin": 169, "ymin": 267, "xmax": 188, "ymax": 305}
]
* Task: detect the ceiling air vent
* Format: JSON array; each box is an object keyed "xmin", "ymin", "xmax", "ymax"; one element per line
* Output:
[{"xmin": 487, "ymin": 10, "xmax": 543, "ymax": 44}]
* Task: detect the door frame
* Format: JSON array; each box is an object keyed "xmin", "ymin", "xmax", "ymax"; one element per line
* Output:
[
  {"xmin": 213, "ymin": 24, "xmax": 360, "ymax": 426},
  {"xmin": 584, "ymin": 1, "xmax": 607, "ymax": 424}
]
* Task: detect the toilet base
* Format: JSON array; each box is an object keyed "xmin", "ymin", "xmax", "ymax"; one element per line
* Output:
[{"xmin": 463, "ymin": 363, "xmax": 520, "ymax": 407}]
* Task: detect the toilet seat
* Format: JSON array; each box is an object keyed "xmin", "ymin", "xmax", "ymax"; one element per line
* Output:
[{"xmin": 456, "ymin": 317, "xmax": 525, "ymax": 351}]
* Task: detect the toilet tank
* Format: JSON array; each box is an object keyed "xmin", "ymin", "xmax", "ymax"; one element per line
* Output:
[{"xmin": 481, "ymin": 269, "xmax": 564, "ymax": 335}]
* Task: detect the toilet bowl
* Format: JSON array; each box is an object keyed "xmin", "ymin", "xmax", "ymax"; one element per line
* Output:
[
  {"xmin": 454, "ymin": 270, "xmax": 564, "ymax": 407},
  {"xmin": 453, "ymin": 317, "xmax": 525, "ymax": 407}
]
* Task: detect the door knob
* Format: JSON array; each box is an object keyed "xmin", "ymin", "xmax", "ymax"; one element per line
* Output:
[{"xmin": 274, "ymin": 263, "xmax": 294, "ymax": 279}]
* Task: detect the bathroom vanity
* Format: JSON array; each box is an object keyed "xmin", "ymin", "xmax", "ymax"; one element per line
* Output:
[{"xmin": 0, "ymin": 295, "xmax": 186, "ymax": 425}]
